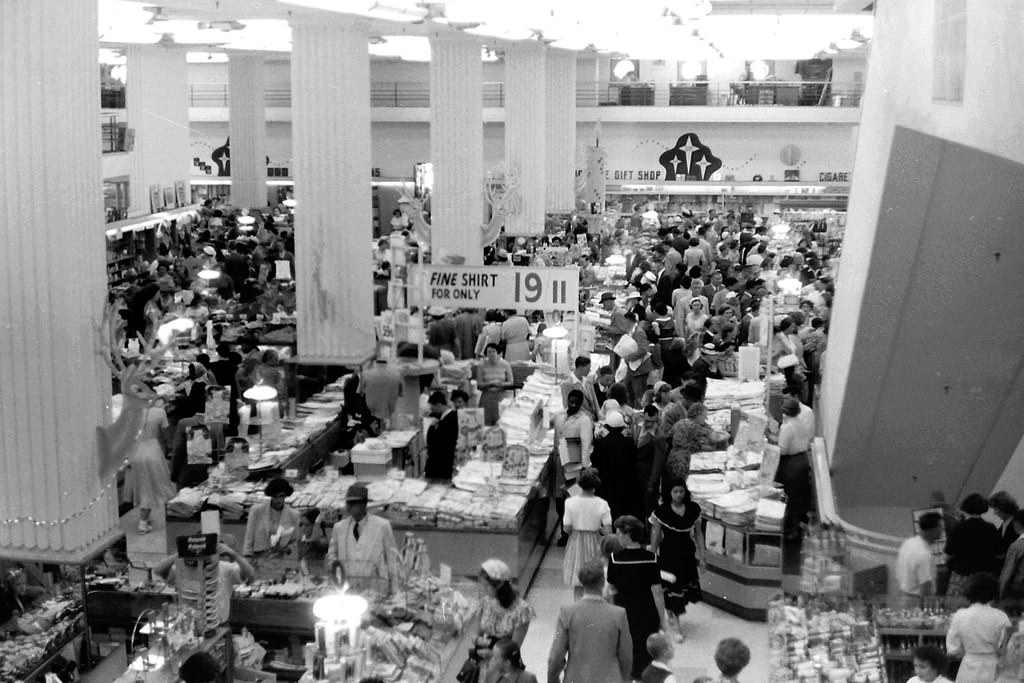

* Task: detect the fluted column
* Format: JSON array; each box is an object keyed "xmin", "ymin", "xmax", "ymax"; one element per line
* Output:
[
  {"xmin": 0, "ymin": 0, "xmax": 119, "ymax": 560},
  {"xmin": 430, "ymin": 32, "xmax": 483, "ymax": 265},
  {"xmin": 291, "ymin": 15, "xmax": 376, "ymax": 364},
  {"xmin": 126, "ymin": 45, "xmax": 189, "ymax": 216},
  {"xmin": 545, "ymin": 48, "xmax": 576, "ymax": 212},
  {"xmin": 504, "ymin": 42, "xmax": 546, "ymax": 235},
  {"xmin": 229, "ymin": 52, "xmax": 267, "ymax": 208}
]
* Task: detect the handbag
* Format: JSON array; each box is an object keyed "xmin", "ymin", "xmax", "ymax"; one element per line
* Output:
[{"xmin": 456, "ymin": 657, "xmax": 480, "ymax": 683}]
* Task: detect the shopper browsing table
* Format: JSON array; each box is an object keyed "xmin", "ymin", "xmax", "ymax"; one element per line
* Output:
[
  {"xmin": 475, "ymin": 560, "xmax": 535, "ymax": 675},
  {"xmin": 896, "ymin": 511, "xmax": 943, "ymax": 602},
  {"xmin": 154, "ymin": 535, "xmax": 255, "ymax": 625},
  {"xmin": 243, "ymin": 477, "xmax": 302, "ymax": 576},
  {"xmin": 326, "ymin": 484, "xmax": 399, "ymax": 595},
  {"xmin": 776, "ymin": 397, "xmax": 814, "ymax": 541},
  {"xmin": 477, "ymin": 343, "xmax": 514, "ymax": 425},
  {"xmin": 424, "ymin": 391, "xmax": 459, "ymax": 481},
  {"xmin": 945, "ymin": 573, "xmax": 1011, "ymax": 682}
]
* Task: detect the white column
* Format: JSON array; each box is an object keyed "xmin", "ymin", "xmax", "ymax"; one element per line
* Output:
[
  {"xmin": 229, "ymin": 52, "xmax": 267, "ymax": 208},
  {"xmin": 126, "ymin": 45, "xmax": 189, "ymax": 216},
  {"xmin": 0, "ymin": 0, "xmax": 119, "ymax": 560},
  {"xmin": 430, "ymin": 32, "xmax": 483, "ymax": 265},
  {"xmin": 291, "ymin": 15, "xmax": 376, "ymax": 365},
  {"xmin": 504, "ymin": 42, "xmax": 546, "ymax": 235},
  {"xmin": 545, "ymin": 48, "xmax": 576, "ymax": 213}
]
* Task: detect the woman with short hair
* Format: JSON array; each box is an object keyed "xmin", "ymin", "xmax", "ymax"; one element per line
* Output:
[{"xmin": 944, "ymin": 493, "xmax": 1002, "ymax": 596}]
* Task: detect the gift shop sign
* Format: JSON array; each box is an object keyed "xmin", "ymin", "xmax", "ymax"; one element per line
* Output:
[{"xmin": 411, "ymin": 266, "xmax": 580, "ymax": 312}]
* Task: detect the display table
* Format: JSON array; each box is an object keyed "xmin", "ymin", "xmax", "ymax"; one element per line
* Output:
[
  {"xmin": 700, "ymin": 517, "xmax": 783, "ymax": 622},
  {"xmin": 109, "ymin": 626, "xmax": 233, "ymax": 683},
  {"xmin": 164, "ymin": 452, "xmax": 556, "ymax": 584},
  {"xmin": 0, "ymin": 608, "xmax": 85, "ymax": 683}
]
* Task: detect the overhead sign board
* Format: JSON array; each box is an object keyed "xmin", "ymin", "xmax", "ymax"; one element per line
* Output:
[{"xmin": 411, "ymin": 265, "xmax": 580, "ymax": 312}]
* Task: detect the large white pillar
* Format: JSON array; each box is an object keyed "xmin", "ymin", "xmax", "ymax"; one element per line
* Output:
[
  {"xmin": 429, "ymin": 32, "xmax": 483, "ymax": 265},
  {"xmin": 291, "ymin": 15, "xmax": 376, "ymax": 365},
  {"xmin": 229, "ymin": 52, "xmax": 267, "ymax": 208},
  {"xmin": 545, "ymin": 48, "xmax": 576, "ymax": 213},
  {"xmin": 0, "ymin": 0, "xmax": 119, "ymax": 560},
  {"xmin": 126, "ymin": 45, "xmax": 189, "ymax": 216},
  {"xmin": 504, "ymin": 42, "xmax": 546, "ymax": 235}
]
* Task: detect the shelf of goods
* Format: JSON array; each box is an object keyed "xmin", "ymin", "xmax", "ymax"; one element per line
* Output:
[
  {"xmin": 166, "ymin": 372, "xmax": 561, "ymax": 584},
  {"xmin": 685, "ymin": 378, "xmax": 786, "ymax": 621},
  {"xmin": 768, "ymin": 596, "xmax": 888, "ymax": 683},
  {"xmin": 872, "ymin": 603, "xmax": 964, "ymax": 682},
  {"xmin": 0, "ymin": 600, "xmax": 85, "ymax": 683},
  {"xmin": 88, "ymin": 574, "xmax": 476, "ymax": 683},
  {"xmin": 109, "ymin": 626, "xmax": 234, "ymax": 683}
]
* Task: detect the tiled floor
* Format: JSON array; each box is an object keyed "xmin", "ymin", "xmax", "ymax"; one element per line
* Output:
[
  {"xmin": 115, "ymin": 505, "xmax": 770, "ymax": 681},
  {"xmin": 519, "ymin": 546, "xmax": 769, "ymax": 681}
]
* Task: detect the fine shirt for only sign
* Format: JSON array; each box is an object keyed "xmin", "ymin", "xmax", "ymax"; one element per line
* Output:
[{"xmin": 411, "ymin": 265, "xmax": 580, "ymax": 312}]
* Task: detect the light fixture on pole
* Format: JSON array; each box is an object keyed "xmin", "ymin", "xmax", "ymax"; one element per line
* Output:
[
  {"xmin": 312, "ymin": 591, "xmax": 370, "ymax": 670},
  {"xmin": 542, "ymin": 325, "xmax": 569, "ymax": 377},
  {"xmin": 243, "ymin": 383, "xmax": 279, "ymax": 457},
  {"xmin": 237, "ymin": 214, "xmax": 256, "ymax": 232}
]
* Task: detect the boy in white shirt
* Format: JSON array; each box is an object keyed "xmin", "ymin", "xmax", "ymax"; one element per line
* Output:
[{"xmin": 907, "ymin": 645, "xmax": 953, "ymax": 683}]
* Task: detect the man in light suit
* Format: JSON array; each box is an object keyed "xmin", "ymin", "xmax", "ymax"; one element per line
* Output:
[{"xmin": 548, "ymin": 561, "xmax": 632, "ymax": 683}]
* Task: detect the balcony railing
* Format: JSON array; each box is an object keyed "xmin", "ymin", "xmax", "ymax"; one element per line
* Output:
[
  {"xmin": 101, "ymin": 113, "xmax": 128, "ymax": 154},
  {"xmin": 101, "ymin": 85, "xmax": 126, "ymax": 109},
  {"xmin": 186, "ymin": 79, "xmax": 861, "ymax": 109}
]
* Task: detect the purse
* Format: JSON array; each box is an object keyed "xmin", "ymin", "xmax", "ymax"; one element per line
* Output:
[{"xmin": 456, "ymin": 657, "xmax": 480, "ymax": 683}]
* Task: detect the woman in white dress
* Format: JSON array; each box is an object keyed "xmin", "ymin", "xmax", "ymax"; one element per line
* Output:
[
  {"xmin": 126, "ymin": 403, "xmax": 176, "ymax": 534},
  {"xmin": 946, "ymin": 573, "xmax": 1011, "ymax": 683},
  {"xmin": 562, "ymin": 468, "xmax": 612, "ymax": 600}
]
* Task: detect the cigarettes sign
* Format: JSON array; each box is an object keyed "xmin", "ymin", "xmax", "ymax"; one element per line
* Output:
[{"xmin": 411, "ymin": 265, "xmax": 580, "ymax": 312}]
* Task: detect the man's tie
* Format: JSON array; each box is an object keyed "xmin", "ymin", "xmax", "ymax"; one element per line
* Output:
[{"xmin": 353, "ymin": 521, "xmax": 360, "ymax": 541}]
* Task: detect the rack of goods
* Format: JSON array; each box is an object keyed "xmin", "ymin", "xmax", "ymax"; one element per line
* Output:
[
  {"xmin": 768, "ymin": 595, "xmax": 887, "ymax": 682},
  {"xmin": 872, "ymin": 601, "xmax": 964, "ymax": 682},
  {"xmin": 0, "ymin": 598, "xmax": 85, "ymax": 683}
]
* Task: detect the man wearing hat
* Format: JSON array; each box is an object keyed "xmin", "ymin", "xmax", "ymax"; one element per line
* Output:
[
  {"xmin": 426, "ymin": 307, "xmax": 459, "ymax": 357},
  {"xmin": 326, "ymin": 483, "xmax": 399, "ymax": 594}
]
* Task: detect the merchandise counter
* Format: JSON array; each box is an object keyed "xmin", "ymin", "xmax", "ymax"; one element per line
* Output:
[
  {"xmin": 0, "ymin": 603, "xmax": 85, "ymax": 683},
  {"xmin": 108, "ymin": 626, "xmax": 234, "ymax": 683},
  {"xmin": 164, "ymin": 451, "xmax": 556, "ymax": 583},
  {"xmin": 700, "ymin": 517, "xmax": 783, "ymax": 622}
]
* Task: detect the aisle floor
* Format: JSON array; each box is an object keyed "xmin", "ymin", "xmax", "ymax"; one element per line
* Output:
[
  {"xmin": 519, "ymin": 546, "xmax": 769, "ymax": 681},
  {"xmin": 115, "ymin": 506, "xmax": 770, "ymax": 681}
]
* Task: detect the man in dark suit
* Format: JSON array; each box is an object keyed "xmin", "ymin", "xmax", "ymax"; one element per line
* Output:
[
  {"xmin": 548, "ymin": 561, "xmax": 632, "ymax": 683},
  {"xmin": 990, "ymin": 491, "xmax": 1021, "ymax": 561},
  {"xmin": 423, "ymin": 391, "xmax": 458, "ymax": 481}
]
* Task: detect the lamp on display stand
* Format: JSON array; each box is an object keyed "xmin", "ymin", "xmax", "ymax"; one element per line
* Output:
[
  {"xmin": 777, "ymin": 275, "xmax": 802, "ymax": 307},
  {"xmin": 309, "ymin": 591, "xmax": 370, "ymax": 681},
  {"xmin": 237, "ymin": 212, "xmax": 256, "ymax": 232},
  {"xmin": 243, "ymin": 383, "xmax": 279, "ymax": 459}
]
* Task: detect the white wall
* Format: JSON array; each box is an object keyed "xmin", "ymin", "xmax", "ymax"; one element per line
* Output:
[{"xmin": 822, "ymin": 0, "xmax": 1024, "ymax": 463}]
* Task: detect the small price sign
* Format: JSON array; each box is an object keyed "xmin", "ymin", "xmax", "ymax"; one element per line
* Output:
[{"xmin": 412, "ymin": 265, "xmax": 580, "ymax": 312}]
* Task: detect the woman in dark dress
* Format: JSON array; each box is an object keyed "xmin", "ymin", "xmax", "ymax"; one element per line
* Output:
[
  {"xmin": 607, "ymin": 515, "xmax": 666, "ymax": 679},
  {"xmin": 649, "ymin": 478, "xmax": 703, "ymax": 643},
  {"xmin": 944, "ymin": 492, "xmax": 1002, "ymax": 596}
]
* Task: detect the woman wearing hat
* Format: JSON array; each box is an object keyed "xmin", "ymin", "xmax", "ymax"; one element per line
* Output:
[
  {"xmin": 473, "ymin": 559, "xmax": 535, "ymax": 676},
  {"xmin": 666, "ymin": 403, "xmax": 727, "ymax": 495},
  {"xmin": 243, "ymin": 477, "xmax": 302, "ymax": 576}
]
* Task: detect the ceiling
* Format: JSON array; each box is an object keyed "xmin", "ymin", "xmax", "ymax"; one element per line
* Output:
[{"xmin": 98, "ymin": 0, "xmax": 873, "ymax": 61}]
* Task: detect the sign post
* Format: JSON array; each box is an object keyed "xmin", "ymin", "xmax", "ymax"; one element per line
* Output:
[{"xmin": 410, "ymin": 265, "xmax": 580, "ymax": 312}]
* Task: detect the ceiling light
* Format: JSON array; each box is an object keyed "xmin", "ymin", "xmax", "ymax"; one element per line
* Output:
[
  {"xmin": 186, "ymin": 51, "xmax": 228, "ymax": 63},
  {"xmin": 835, "ymin": 37, "xmax": 860, "ymax": 50},
  {"xmin": 749, "ymin": 59, "xmax": 770, "ymax": 81}
]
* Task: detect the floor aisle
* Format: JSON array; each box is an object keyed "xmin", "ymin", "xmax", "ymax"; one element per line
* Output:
[{"xmin": 519, "ymin": 545, "xmax": 770, "ymax": 682}]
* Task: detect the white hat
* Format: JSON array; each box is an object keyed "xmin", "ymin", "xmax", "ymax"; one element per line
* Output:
[
  {"xmin": 203, "ymin": 246, "xmax": 217, "ymax": 257},
  {"xmin": 427, "ymin": 306, "xmax": 447, "ymax": 318},
  {"xmin": 480, "ymin": 559, "xmax": 511, "ymax": 582},
  {"xmin": 605, "ymin": 411, "xmax": 626, "ymax": 429}
]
